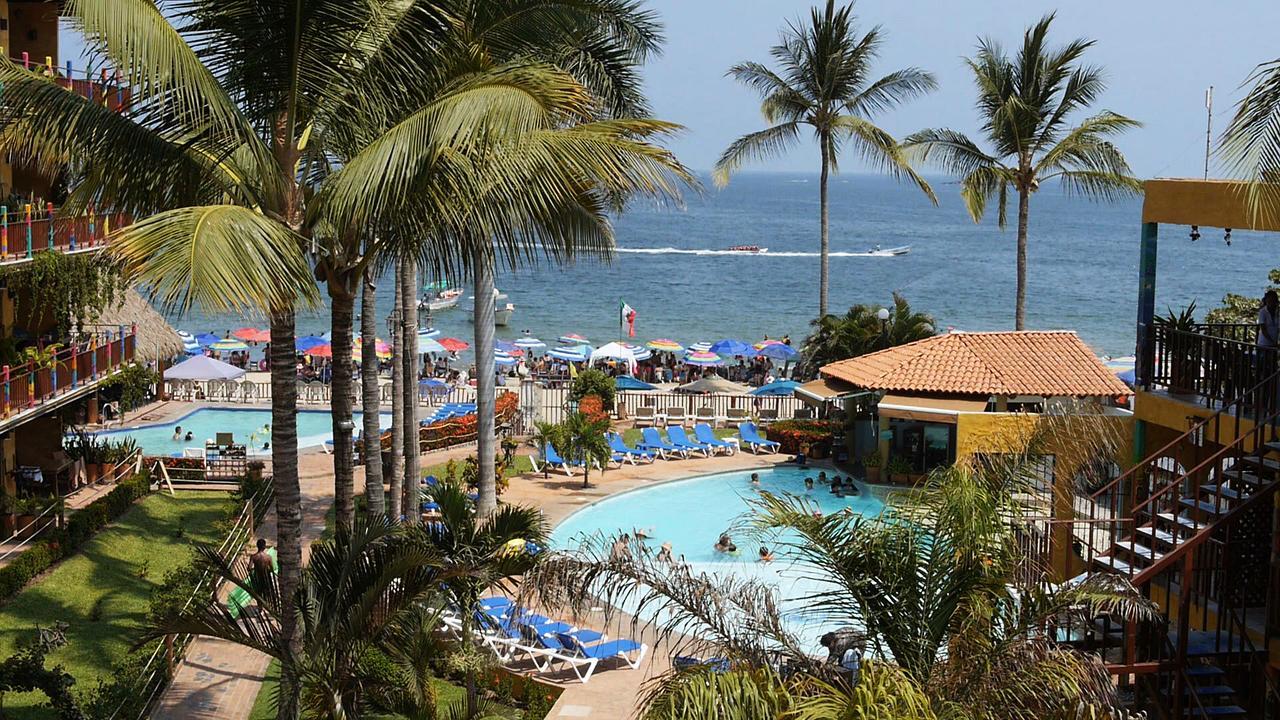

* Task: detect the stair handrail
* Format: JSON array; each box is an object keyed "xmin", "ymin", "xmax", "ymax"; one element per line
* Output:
[{"xmin": 1087, "ymin": 363, "xmax": 1280, "ymax": 506}]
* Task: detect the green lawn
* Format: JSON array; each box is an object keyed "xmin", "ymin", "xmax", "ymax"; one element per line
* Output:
[{"xmin": 0, "ymin": 491, "xmax": 231, "ymax": 717}]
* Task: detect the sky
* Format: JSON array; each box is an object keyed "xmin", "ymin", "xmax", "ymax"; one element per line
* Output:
[{"xmin": 59, "ymin": 1, "xmax": 1280, "ymax": 179}]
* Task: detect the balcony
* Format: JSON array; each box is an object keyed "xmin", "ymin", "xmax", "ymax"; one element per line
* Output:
[
  {"xmin": 4, "ymin": 53, "xmax": 130, "ymax": 111},
  {"xmin": 0, "ymin": 205, "xmax": 129, "ymax": 266},
  {"xmin": 0, "ymin": 327, "xmax": 138, "ymax": 432},
  {"xmin": 1145, "ymin": 322, "xmax": 1277, "ymax": 413}
]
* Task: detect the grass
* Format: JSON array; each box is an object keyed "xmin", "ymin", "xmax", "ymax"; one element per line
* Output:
[{"xmin": 0, "ymin": 491, "xmax": 231, "ymax": 717}]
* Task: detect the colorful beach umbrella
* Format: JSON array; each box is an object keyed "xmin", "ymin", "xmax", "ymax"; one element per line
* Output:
[
  {"xmin": 418, "ymin": 338, "xmax": 446, "ymax": 355},
  {"xmin": 558, "ymin": 333, "xmax": 589, "ymax": 344},
  {"xmin": 684, "ymin": 350, "xmax": 723, "ymax": 367},
  {"xmin": 646, "ymin": 339, "xmax": 683, "ymax": 352},
  {"xmin": 710, "ymin": 339, "xmax": 755, "ymax": 357},
  {"xmin": 305, "ymin": 344, "xmax": 333, "ymax": 358},
  {"xmin": 232, "ymin": 327, "xmax": 270, "ymax": 342},
  {"xmin": 439, "ymin": 337, "xmax": 469, "ymax": 352},
  {"xmin": 209, "ymin": 338, "xmax": 249, "ymax": 351},
  {"xmin": 295, "ymin": 335, "xmax": 328, "ymax": 351}
]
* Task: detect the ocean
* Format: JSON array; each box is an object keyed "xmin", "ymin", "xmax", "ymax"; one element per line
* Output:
[{"xmin": 169, "ymin": 172, "xmax": 1271, "ymax": 359}]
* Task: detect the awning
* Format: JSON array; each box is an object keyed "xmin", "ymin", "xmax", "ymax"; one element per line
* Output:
[
  {"xmin": 795, "ymin": 378, "xmax": 863, "ymax": 405},
  {"xmin": 877, "ymin": 394, "xmax": 988, "ymax": 424}
]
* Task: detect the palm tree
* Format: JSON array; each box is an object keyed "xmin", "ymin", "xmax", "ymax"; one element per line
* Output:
[
  {"xmin": 560, "ymin": 412, "xmax": 612, "ymax": 488},
  {"xmin": 389, "ymin": 261, "xmax": 406, "ymax": 522},
  {"xmin": 360, "ymin": 252, "xmax": 384, "ymax": 516},
  {"xmin": 904, "ymin": 14, "xmax": 1141, "ymax": 330},
  {"xmin": 401, "ymin": 259, "xmax": 420, "ymax": 523},
  {"xmin": 416, "ymin": 479, "xmax": 546, "ymax": 718},
  {"xmin": 798, "ymin": 292, "xmax": 935, "ymax": 377},
  {"xmin": 714, "ymin": 0, "xmax": 937, "ymax": 317},
  {"xmin": 1220, "ymin": 58, "xmax": 1280, "ymax": 222}
]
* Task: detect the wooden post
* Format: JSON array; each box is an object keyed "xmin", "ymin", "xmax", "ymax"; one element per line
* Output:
[
  {"xmin": 1, "ymin": 205, "xmax": 8, "ymax": 258},
  {"xmin": 2, "ymin": 365, "xmax": 8, "ymax": 418},
  {"xmin": 23, "ymin": 203, "xmax": 31, "ymax": 258},
  {"xmin": 45, "ymin": 202, "xmax": 53, "ymax": 251}
]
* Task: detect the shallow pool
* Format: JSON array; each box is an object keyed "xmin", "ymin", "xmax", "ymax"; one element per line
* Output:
[
  {"xmin": 551, "ymin": 466, "xmax": 885, "ymax": 649},
  {"xmin": 97, "ymin": 407, "xmax": 392, "ymax": 456}
]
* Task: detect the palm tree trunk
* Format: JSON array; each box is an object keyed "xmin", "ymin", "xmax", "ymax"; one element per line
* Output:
[
  {"xmin": 361, "ymin": 265, "xmax": 384, "ymax": 517},
  {"xmin": 818, "ymin": 135, "xmax": 831, "ymax": 318},
  {"xmin": 268, "ymin": 310, "xmax": 301, "ymax": 720},
  {"xmin": 473, "ymin": 247, "xmax": 498, "ymax": 515},
  {"xmin": 329, "ymin": 279, "xmax": 356, "ymax": 532},
  {"xmin": 388, "ymin": 260, "xmax": 404, "ymax": 521},
  {"xmin": 401, "ymin": 260, "xmax": 420, "ymax": 523},
  {"xmin": 1015, "ymin": 187, "xmax": 1030, "ymax": 330}
]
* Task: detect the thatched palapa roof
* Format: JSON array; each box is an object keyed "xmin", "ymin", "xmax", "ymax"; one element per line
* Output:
[{"xmin": 95, "ymin": 288, "xmax": 185, "ymax": 361}]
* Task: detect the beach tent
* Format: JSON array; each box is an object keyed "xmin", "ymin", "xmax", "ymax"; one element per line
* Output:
[
  {"xmin": 676, "ymin": 375, "xmax": 749, "ymax": 394},
  {"xmin": 615, "ymin": 375, "xmax": 657, "ymax": 391},
  {"xmin": 749, "ymin": 379, "xmax": 800, "ymax": 396},
  {"xmin": 590, "ymin": 342, "xmax": 638, "ymax": 374},
  {"xmin": 165, "ymin": 354, "xmax": 247, "ymax": 381}
]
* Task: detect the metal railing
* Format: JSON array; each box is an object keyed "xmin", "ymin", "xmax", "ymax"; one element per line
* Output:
[
  {"xmin": 1, "ymin": 327, "xmax": 138, "ymax": 420},
  {"xmin": 0, "ymin": 204, "xmax": 128, "ymax": 263},
  {"xmin": 1149, "ymin": 324, "xmax": 1278, "ymax": 408}
]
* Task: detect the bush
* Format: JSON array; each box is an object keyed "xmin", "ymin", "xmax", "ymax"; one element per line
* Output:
[
  {"xmin": 569, "ymin": 369, "xmax": 615, "ymax": 410},
  {"xmin": 576, "ymin": 395, "xmax": 610, "ymax": 425},
  {"xmin": 765, "ymin": 420, "xmax": 838, "ymax": 455}
]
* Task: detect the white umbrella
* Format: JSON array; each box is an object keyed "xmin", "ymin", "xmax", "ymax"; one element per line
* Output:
[
  {"xmin": 165, "ymin": 354, "xmax": 247, "ymax": 381},
  {"xmin": 515, "ymin": 337, "xmax": 547, "ymax": 351}
]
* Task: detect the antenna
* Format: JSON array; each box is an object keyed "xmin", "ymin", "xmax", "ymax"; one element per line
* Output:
[{"xmin": 1204, "ymin": 86, "xmax": 1213, "ymax": 180}]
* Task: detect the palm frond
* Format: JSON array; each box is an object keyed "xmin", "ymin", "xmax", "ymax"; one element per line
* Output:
[
  {"xmin": 641, "ymin": 666, "xmax": 792, "ymax": 720},
  {"xmin": 959, "ymin": 165, "xmax": 1015, "ymax": 226},
  {"xmin": 1220, "ymin": 57, "xmax": 1280, "ymax": 224},
  {"xmin": 713, "ymin": 122, "xmax": 803, "ymax": 187},
  {"xmin": 847, "ymin": 67, "xmax": 938, "ymax": 117},
  {"xmin": 834, "ymin": 115, "xmax": 936, "ymax": 203}
]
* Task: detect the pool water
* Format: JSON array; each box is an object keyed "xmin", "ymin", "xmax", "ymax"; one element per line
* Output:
[
  {"xmin": 551, "ymin": 466, "xmax": 885, "ymax": 648},
  {"xmin": 97, "ymin": 408, "xmax": 392, "ymax": 456}
]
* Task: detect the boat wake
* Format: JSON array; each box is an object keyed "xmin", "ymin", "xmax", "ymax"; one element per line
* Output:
[{"xmin": 615, "ymin": 246, "xmax": 905, "ymax": 258}]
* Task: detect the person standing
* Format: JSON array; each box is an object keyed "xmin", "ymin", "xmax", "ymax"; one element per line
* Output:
[
  {"xmin": 249, "ymin": 538, "xmax": 276, "ymax": 603},
  {"xmin": 1258, "ymin": 291, "xmax": 1280, "ymax": 409}
]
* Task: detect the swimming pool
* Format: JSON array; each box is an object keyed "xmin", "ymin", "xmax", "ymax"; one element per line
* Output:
[
  {"xmin": 96, "ymin": 407, "xmax": 392, "ymax": 456},
  {"xmin": 551, "ymin": 466, "xmax": 885, "ymax": 648}
]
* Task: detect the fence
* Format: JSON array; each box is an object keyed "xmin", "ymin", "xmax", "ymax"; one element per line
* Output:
[
  {"xmin": 3, "ymin": 51, "xmax": 131, "ymax": 110},
  {"xmin": 0, "ymin": 206, "xmax": 129, "ymax": 263},
  {"xmin": 526, "ymin": 384, "xmax": 806, "ymax": 427},
  {"xmin": 2, "ymin": 327, "xmax": 137, "ymax": 420}
]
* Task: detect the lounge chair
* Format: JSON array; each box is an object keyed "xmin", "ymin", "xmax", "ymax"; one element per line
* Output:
[
  {"xmin": 694, "ymin": 423, "xmax": 736, "ymax": 455},
  {"xmin": 738, "ymin": 422, "xmax": 781, "ymax": 454},
  {"xmin": 640, "ymin": 427, "xmax": 684, "ymax": 459},
  {"xmin": 757, "ymin": 408, "xmax": 780, "ymax": 425},
  {"xmin": 665, "ymin": 426, "xmax": 712, "ymax": 458},
  {"xmin": 551, "ymin": 631, "xmax": 647, "ymax": 683},
  {"xmin": 533, "ymin": 443, "xmax": 575, "ymax": 476},
  {"xmin": 794, "ymin": 406, "xmax": 814, "ymax": 420},
  {"xmin": 633, "ymin": 406, "xmax": 657, "ymax": 428},
  {"xmin": 726, "ymin": 407, "xmax": 750, "ymax": 425},
  {"xmin": 694, "ymin": 406, "xmax": 717, "ymax": 427},
  {"xmin": 608, "ymin": 433, "xmax": 656, "ymax": 464},
  {"xmin": 516, "ymin": 623, "xmax": 607, "ymax": 672},
  {"xmin": 664, "ymin": 406, "xmax": 687, "ymax": 427}
]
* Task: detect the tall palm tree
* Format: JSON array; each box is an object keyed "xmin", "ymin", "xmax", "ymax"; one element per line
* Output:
[
  {"xmin": 798, "ymin": 292, "xmax": 934, "ymax": 377},
  {"xmin": 904, "ymin": 14, "xmax": 1141, "ymax": 330},
  {"xmin": 1221, "ymin": 57, "xmax": 1280, "ymax": 223},
  {"xmin": 360, "ymin": 252, "xmax": 384, "ymax": 516},
  {"xmin": 401, "ymin": 260, "xmax": 420, "ymax": 523},
  {"xmin": 714, "ymin": 0, "xmax": 937, "ymax": 317},
  {"xmin": 389, "ymin": 262, "xmax": 406, "ymax": 522}
]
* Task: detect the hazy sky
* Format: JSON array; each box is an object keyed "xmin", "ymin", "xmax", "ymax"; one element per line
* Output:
[{"xmin": 60, "ymin": 1, "xmax": 1279, "ymax": 178}]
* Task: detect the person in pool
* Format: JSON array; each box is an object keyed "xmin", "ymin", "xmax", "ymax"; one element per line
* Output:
[
  {"xmin": 750, "ymin": 473, "xmax": 760, "ymax": 486},
  {"xmin": 172, "ymin": 426, "xmax": 182, "ymax": 440},
  {"xmin": 829, "ymin": 476, "xmax": 842, "ymax": 494},
  {"xmin": 818, "ymin": 471, "xmax": 827, "ymax": 484},
  {"xmin": 714, "ymin": 534, "xmax": 737, "ymax": 554},
  {"xmin": 845, "ymin": 480, "xmax": 860, "ymax": 496},
  {"xmin": 804, "ymin": 477, "xmax": 815, "ymax": 491},
  {"xmin": 758, "ymin": 546, "xmax": 775, "ymax": 563},
  {"xmin": 184, "ymin": 431, "xmax": 194, "ymax": 442}
]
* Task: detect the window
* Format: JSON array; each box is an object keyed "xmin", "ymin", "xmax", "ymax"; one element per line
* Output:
[{"xmin": 888, "ymin": 419, "xmax": 956, "ymax": 474}]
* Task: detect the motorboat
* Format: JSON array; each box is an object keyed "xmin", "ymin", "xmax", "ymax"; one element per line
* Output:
[
  {"xmin": 868, "ymin": 245, "xmax": 911, "ymax": 256},
  {"xmin": 726, "ymin": 245, "xmax": 769, "ymax": 254},
  {"xmin": 469, "ymin": 288, "xmax": 516, "ymax": 327},
  {"xmin": 419, "ymin": 281, "xmax": 463, "ymax": 311}
]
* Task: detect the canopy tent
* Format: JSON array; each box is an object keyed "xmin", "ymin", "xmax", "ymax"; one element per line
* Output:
[
  {"xmin": 589, "ymin": 342, "xmax": 637, "ymax": 374},
  {"xmin": 165, "ymin": 354, "xmax": 247, "ymax": 381},
  {"xmin": 749, "ymin": 379, "xmax": 800, "ymax": 396},
  {"xmin": 616, "ymin": 375, "xmax": 657, "ymax": 391},
  {"xmin": 676, "ymin": 375, "xmax": 749, "ymax": 394}
]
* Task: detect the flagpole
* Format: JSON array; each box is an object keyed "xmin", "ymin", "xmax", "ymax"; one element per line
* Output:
[{"xmin": 618, "ymin": 297, "xmax": 623, "ymax": 343}]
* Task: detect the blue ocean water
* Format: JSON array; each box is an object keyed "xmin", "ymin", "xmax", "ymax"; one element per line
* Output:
[{"xmin": 169, "ymin": 172, "xmax": 1270, "ymax": 358}]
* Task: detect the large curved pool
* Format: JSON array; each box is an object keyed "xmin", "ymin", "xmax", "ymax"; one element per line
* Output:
[{"xmin": 551, "ymin": 466, "xmax": 885, "ymax": 648}]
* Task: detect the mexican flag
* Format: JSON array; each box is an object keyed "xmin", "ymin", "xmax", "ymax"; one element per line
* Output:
[{"xmin": 620, "ymin": 300, "xmax": 637, "ymax": 337}]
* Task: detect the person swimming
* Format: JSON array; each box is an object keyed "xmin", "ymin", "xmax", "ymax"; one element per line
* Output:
[
  {"xmin": 714, "ymin": 534, "xmax": 737, "ymax": 554},
  {"xmin": 804, "ymin": 477, "xmax": 814, "ymax": 490},
  {"xmin": 818, "ymin": 471, "xmax": 827, "ymax": 484},
  {"xmin": 750, "ymin": 472, "xmax": 760, "ymax": 486},
  {"xmin": 183, "ymin": 431, "xmax": 194, "ymax": 442},
  {"xmin": 172, "ymin": 425, "xmax": 182, "ymax": 440},
  {"xmin": 758, "ymin": 546, "xmax": 775, "ymax": 563}
]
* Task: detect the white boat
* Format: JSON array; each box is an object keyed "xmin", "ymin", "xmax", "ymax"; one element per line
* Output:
[
  {"xmin": 420, "ymin": 287, "xmax": 463, "ymax": 311},
  {"xmin": 868, "ymin": 245, "xmax": 911, "ymax": 256},
  {"xmin": 469, "ymin": 288, "xmax": 516, "ymax": 327}
]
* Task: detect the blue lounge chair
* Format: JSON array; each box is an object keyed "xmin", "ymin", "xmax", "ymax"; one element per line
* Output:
[
  {"xmin": 640, "ymin": 427, "xmax": 684, "ymax": 459},
  {"xmin": 694, "ymin": 423, "xmax": 736, "ymax": 455},
  {"xmin": 552, "ymin": 632, "xmax": 648, "ymax": 683},
  {"xmin": 515, "ymin": 623, "xmax": 607, "ymax": 672},
  {"xmin": 665, "ymin": 426, "xmax": 712, "ymax": 458},
  {"xmin": 536, "ymin": 443, "xmax": 576, "ymax": 476},
  {"xmin": 738, "ymin": 422, "xmax": 780, "ymax": 454},
  {"xmin": 607, "ymin": 433, "xmax": 656, "ymax": 465}
]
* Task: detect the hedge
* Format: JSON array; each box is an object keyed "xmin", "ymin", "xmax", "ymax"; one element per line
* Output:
[
  {"xmin": 765, "ymin": 420, "xmax": 839, "ymax": 455},
  {"xmin": 0, "ymin": 473, "xmax": 151, "ymax": 602}
]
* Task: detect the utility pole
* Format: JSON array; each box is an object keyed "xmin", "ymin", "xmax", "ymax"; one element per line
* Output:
[{"xmin": 1204, "ymin": 86, "xmax": 1213, "ymax": 180}]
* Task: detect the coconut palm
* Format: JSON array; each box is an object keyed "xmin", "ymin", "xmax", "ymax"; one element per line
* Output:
[
  {"xmin": 559, "ymin": 412, "xmax": 612, "ymax": 488},
  {"xmin": 389, "ymin": 260, "xmax": 406, "ymax": 523},
  {"xmin": 360, "ymin": 251, "xmax": 384, "ymax": 516},
  {"xmin": 714, "ymin": 0, "xmax": 937, "ymax": 317},
  {"xmin": 904, "ymin": 14, "xmax": 1141, "ymax": 330},
  {"xmin": 1221, "ymin": 58, "xmax": 1280, "ymax": 223},
  {"xmin": 797, "ymin": 292, "xmax": 935, "ymax": 378}
]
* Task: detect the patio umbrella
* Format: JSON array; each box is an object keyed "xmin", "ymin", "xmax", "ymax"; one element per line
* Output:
[
  {"xmin": 494, "ymin": 350, "xmax": 518, "ymax": 367},
  {"xmin": 687, "ymin": 341, "xmax": 712, "ymax": 353},
  {"xmin": 615, "ymin": 375, "xmax": 657, "ymax": 391},
  {"xmin": 177, "ymin": 331, "xmax": 201, "ymax": 355},
  {"xmin": 195, "ymin": 332, "xmax": 220, "ymax": 347},
  {"xmin": 418, "ymin": 338, "xmax": 446, "ymax": 355},
  {"xmin": 439, "ymin": 337, "xmax": 469, "ymax": 352},
  {"xmin": 647, "ymin": 338, "xmax": 684, "ymax": 352},
  {"xmin": 755, "ymin": 343, "xmax": 798, "ymax": 360},
  {"xmin": 676, "ymin": 375, "xmax": 748, "ymax": 394},
  {"xmin": 515, "ymin": 337, "xmax": 547, "ymax": 351},
  {"xmin": 295, "ymin": 335, "xmax": 328, "ymax": 351},
  {"xmin": 548, "ymin": 346, "xmax": 587, "ymax": 362},
  {"xmin": 684, "ymin": 351, "xmax": 723, "ymax": 367},
  {"xmin": 419, "ymin": 327, "xmax": 441, "ymax": 339},
  {"xmin": 622, "ymin": 343, "xmax": 652, "ymax": 361},
  {"xmin": 749, "ymin": 379, "xmax": 801, "ymax": 396},
  {"xmin": 232, "ymin": 327, "xmax": 270, "ymax": 342},
  {"xmin": 305, "ymin": 344, "xmax": 333, "ymax": 358},
  {"xmin": 209, "ymin": 338, "xmax": 249, "ymax": 352},
  {"xmin": 710, "ymin": 339, "xmax": 755, "ymax": 357},
  {"xmin": 558, "ymin": 333, "xmax": 589, "ymax": 344},
  {"xmin": 495, "ymin": 339, "xmax": 522, "ymax": 355},
  {"xmin": 165, "ymin": 354, "xmax": 246, "ymax": 381}
]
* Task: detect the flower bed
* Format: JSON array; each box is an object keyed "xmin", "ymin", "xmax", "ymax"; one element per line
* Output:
[{"xmin": 765, "ymin": 419, "xmax": 838, "ymax": 455}]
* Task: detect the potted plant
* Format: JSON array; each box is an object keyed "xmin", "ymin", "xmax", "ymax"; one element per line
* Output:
[
  {"xmin": 862, "ymin": 449, "xmax": 883, "ymax": 484},
  {"xmin": 22, "ymin": 343, "xmax": 62, "ymax": 398},
  {"xmin": 84, "ymin": 434, "xmax": 108, "ymax": 484},
  {"xmin": 885, "ymin": 455, "xmax": 913, "ymax": 484},
  {"xmin": 14, "ymin": 496, "xmax": 47, "ymax": 535},
  {"xmin": 1155, "ymin": 302, "xmax": 1201, "ymax": 393},
  {"xmin": 102, "ymin": 438, "xmax": 138, "ymax": 483}
]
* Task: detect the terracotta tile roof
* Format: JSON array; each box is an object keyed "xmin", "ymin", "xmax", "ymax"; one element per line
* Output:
[{"xmin": 819, "ymin": 331, "xmax": 1132, "ymax": 398}]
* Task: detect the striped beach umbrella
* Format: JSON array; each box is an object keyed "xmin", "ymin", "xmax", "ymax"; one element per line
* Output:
[
  {"xmin": 419, "ymin": 338, "xmax": 446, "ymax": 355},
  {"xmin": 558, "ymin": 333, "xmax": 589, "ymax": 344},
  {"xmin": 548, "ymin": 346, "xmax": 587, "ymax": 362},
  {"xmin": 622, "ymin": 343, "xmax": 652, "ymax": 361},
  {"xmin": 684, "ymin": 350, "xmax": 723, "ymax": 367},
  {"xmin": 419, "ymin": 327, "xmax": 441, "ymax": 339},
  {"xmin": 687, "ymin": 341, "xmax": 712, "ymax": 353},
  {"xmin": 209, "ymin": 338, "xmax": 249, "ymax": 352},
  {"xmin": 646, "ymin": 338, "xmax": 683, "ymax": 352},
  {"xmin": 439, "ymin": 337, "xmax": 469, "ymax": 352},
  {"xmin": 177, "ymin": 331, "xmax": 200, "ymax": 354},
  {"xmin": 515, "ymin": 337, "xmax": 547, "ymax": 351},
  {"xmin": 494, "ymin": 350, "xmax": 518, "ymax": 367}
]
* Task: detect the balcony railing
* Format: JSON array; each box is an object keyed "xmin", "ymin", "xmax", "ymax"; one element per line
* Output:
[
  {"xmin": 0, "ymin": 205, "xmax": 129, "ymax": 264},
  {"xmin": 0, "ymin": 327, "xmax": 137, "ymax": 421},
  {"xmin": 1148, "ymin": 323, "xmax": 1278, "ymax": 411},
  {"xmin": 2, "ymin": 51, "xmax": 130, "ymax": 110}
]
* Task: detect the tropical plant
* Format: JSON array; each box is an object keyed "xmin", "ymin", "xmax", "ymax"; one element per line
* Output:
[
  {"xmin": 1206, "ymin": 268, "xmax": 1278, "ymax": 326},
  {"xmin": 100, "ymin": 362, "xmax": 159, "ymax": 414},
  {"xmin": 1155, "ymin": 301, "xmax": 1198, "ymax": 332},
  {"xmin": 798, "ymin": 292, "xmax": 935, "ymax": 378},
  {"xmin": 415, "ymin": 479, "xmax": 546, "ymax": 718},
  {"xmin": 530, "ymin": 421, "xmax": 565, "ymax": 480},
  {"xmin": 150, "ymin": 518, "xmax": 448, "ymax": 720},
  {"xmin": 904, "ymin": 13, "xmax": 1141, "ymax": 330},
  {"xmin": 559, "ymin": 412, "xmax": 612, "ymax": 489},
  {"xmin": 714, "ymin": 0, "xmax": 936, "ymax": 317},
  {"xmin": 1220, "ymin": 57, "xmax": 1280, "ymax": 221},
  {"xmin": 21, "ymin": 343, "xmax": 62, "ymax": 370},
  {"xmin": 569, "ymin": 368, "xmax": 617, "ymax": 410}
]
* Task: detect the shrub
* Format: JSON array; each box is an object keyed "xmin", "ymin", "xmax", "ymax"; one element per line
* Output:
[
  {"xmin": 576, "ymin": 395, "xmax": 610, "ymax": 425},
  {"xmin": 568, "ymin": 369, "xmax": 615, "ymax": 410},
  {"xmin": 765, "ymin": 420, "xmax": 838, "ymax": 454}
]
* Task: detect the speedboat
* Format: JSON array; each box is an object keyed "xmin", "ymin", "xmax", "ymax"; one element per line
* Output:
[
  {"xmin": 420, "ymin": 281, "xmax": 463, "ymax": 311},
  {"xmin": 468, "ymin": 288, "xmax": 516, "ymax": 327},
  {"xmin": 726, "ymin": 245, "xmax": 768, "ymax": 254},
  {"xmin": 868, "ymin": 245, "xmax": 910, "ymax": 256}
]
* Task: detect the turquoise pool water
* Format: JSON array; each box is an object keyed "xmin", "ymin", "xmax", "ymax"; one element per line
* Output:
[
  {"xmin": 551, "ymin": 466, "xmax": 885, "ymax": 649},
  {"xmin": 97, "ymin": 408, "xmax": 392, "ymax": 456}
]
